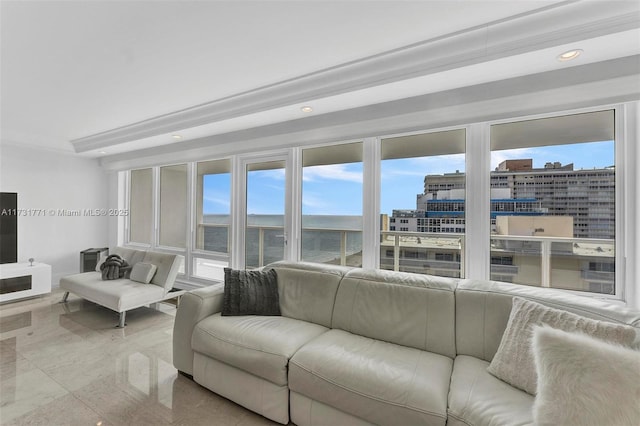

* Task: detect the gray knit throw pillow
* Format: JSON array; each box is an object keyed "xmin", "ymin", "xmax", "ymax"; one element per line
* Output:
[{"xmin": 222, "ymin": 268, "xmax": 280, "ymax": 316}]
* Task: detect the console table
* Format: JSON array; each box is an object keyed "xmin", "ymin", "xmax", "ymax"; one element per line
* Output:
[{"xmin": 0, "ymin": 262, "xmax": 51, "ymax": 303}]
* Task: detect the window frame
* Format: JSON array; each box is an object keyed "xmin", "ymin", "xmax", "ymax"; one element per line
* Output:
[
  {"xmin": 484, "ymin": 105, "xmax": 625, "ymax": 301},
  {"xmin": 119, "ymin": 102, "xmax": 635, "ymax": 305}
]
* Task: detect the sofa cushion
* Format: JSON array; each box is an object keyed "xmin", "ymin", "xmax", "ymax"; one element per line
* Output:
[
  {"xmin": 191, "ymin": 313, "xmax": 328, "ymax": 386},
  {"xmin": 268, "ymin": 261, "xmax": 351, "ymax": 327},
  {"xmin": 222, "ymin": 268, "xmax": 280, "ymax": 316},
  {"xmin": 59, "ymin": 272, "xmax": 165, "ymax": 312},
  {"xmin": 532, "ymin": 326, "xmax": 640, "ymax": 426},
  {"xmin": 487, "ymin": 297, "xmax": 636, "ymax": 395},
  {"xmin": 455, "ymin": 278, "xmax": 640, "ymax": 362},
  {"xmin": 332, "ymin": 268, "xmax": 457, "ymax": 358},
  {"xmin": 447, "ymin": 355, "xmax": 534, "ymax": 426},
  {"xmin": 289, "ymin": 329, "xmax": 452, "ymax": 426}
]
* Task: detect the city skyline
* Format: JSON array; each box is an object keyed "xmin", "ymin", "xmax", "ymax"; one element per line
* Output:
[{"xmin": 202, "ymin": 140, "xmax": 614, "ymax": 216}]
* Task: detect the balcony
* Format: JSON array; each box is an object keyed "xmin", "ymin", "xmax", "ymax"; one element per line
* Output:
[{"xmin": 197, "ymin": 223, "xmax": 616, "ymax": 295}]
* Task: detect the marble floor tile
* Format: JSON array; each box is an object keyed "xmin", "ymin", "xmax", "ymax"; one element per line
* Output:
[
  {"xmin": 0, "ymin": 367, "xmax": 69, "ymax": 423},
  {"xmin": 2, "ymin": 393, "xmax": 104, "ymax": 426},
  {"xmin": 0, "ymin": 290, "xmax": 279, "ymax": 426}
]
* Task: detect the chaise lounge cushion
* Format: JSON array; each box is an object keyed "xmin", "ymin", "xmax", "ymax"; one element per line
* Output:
[
  {"xmin": 112, "ymin": 247, "xmax": 146, "ymax": 277},
  {"xmin": 192, "ymin": 313, "xmax": 328, "ymax": 386},
  {"xmin": 59, "ymin": 273, "xmax": 165, "ymax": 312},
  {"xmin": 447, "ymin": 355, "xmax": 534, "ymax": 426},
  {"xmin": 129, "ymin": 262, "xmax": 157, "ymax": 284},
  {"xmin": 289, "ymin": 329, "xmax": 453, "ymax": 426},
  {"xmin": 143, "ymin": 250, "xmax": 183, "ymax": 291}
]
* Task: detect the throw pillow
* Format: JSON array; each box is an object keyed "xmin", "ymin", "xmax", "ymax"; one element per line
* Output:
[
  {"xmin": 532, "ymin": 326, "xmax": 640, "ymax": 426},
  {"xmin": 487, "ymin": 297, "xmax": 636, "ymax": 395},
  {"xmin": 100, "ymin": 254, "xmax": 130, "ymax": 280},
  {"xmin": 129, "ymin": 262, "xmax": 158, "ymax": 284},
  {"xmin": 222, "ymin": 268, "xmax": 280, "ymax": 316}
]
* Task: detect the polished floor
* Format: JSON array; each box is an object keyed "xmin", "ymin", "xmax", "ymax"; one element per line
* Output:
[{"xmin": 0, "ymin": 289, "xmax": 279, "ymax": 426}]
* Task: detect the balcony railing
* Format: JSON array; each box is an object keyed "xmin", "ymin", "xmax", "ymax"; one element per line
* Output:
[
  {"xmin": 490, "ymin": 235, "xmax": 615, "ymax": 294},
  {"xmin": 197, "ymin": 223, "xmax": 616, "ymax": 295},
  {"xmin": 380, "ymin": 231, "xmax": 465, "ymax": 278}
]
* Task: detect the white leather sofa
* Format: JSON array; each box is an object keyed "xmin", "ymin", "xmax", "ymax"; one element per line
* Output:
[
  {"xmin": 172, "ymin": 261, "xmax": 640, "ymax": 425},
  {"xmin": 60, "ymin": 246, "xmax": 183, "ymax": 327}
]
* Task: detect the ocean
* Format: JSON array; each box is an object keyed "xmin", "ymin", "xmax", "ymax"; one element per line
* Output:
[{"xmin": 202, "ymin": 214, "xmax": 363, "ymax": 265}]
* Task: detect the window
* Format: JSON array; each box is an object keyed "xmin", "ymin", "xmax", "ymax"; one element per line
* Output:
[
  {"xmin": 193, "ymin": 159, "xmax": 231, "ymax": 281},
  {"xmin": 490, "ymin": 110, "xmax": 616, "ymax": 294},
  {"xmin": 301, "ymin": 142, "xmax": 363, "ymax": 267},
  {"xmin": 159, "ymin": 164, "xmax": 187, "ymax": 248},
  {"xmin": 245, "ymin": 160, "xmax": 286, "ymax": 268},
  {"xmin": 380, "ymin": 129, "xmax": 466, "ymax": 277},
  {"xmin": 120, "ymin": 105, "xmax": 632, "ymax": 304},
  {"xmin": 129, "ymin": 168, "xmax": 153, "ymax": 244}
]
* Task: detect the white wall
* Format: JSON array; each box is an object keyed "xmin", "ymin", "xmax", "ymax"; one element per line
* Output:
[{"xmin": 0, "ymin": 143, "xmax": 111, "ymax": 285}]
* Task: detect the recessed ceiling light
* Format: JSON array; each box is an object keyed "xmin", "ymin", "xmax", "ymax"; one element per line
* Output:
[
  {"xmin": 172, "ymin": 134, "xmax": 182, "ymax": 140},
  {"xmin": 301, "ymin": 106, "xmax": 313, "ymax": 113},
  {"xmin": 98, "ymin": 151, "xmax": 107, "ymax": 154},
  {"xmin": 557, "ymin": 49, "xmax": 583, "ymax": 61}
]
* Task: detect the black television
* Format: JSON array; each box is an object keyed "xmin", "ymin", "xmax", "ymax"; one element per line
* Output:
[{"xmin": 0, "ymin": 192, "xmax": 18, "ymax": 264}]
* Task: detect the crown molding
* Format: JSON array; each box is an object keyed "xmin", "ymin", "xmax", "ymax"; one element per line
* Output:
[
  {"xmin": 98, "ymin": 55, "xmax": 640, "ymax": 171},
  {"xmin": 74, "ymin": 1, "xmax": 639, "ymax": 153}
]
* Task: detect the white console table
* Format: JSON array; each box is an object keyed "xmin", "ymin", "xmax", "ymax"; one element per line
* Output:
[{"xmin": 0, "ymin": 262, "xmax": 52, "ymax": 303}]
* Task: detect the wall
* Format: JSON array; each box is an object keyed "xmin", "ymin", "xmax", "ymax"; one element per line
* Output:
[{"xmin": 0, "ymin": 143, "xmax": 111, "ymax": 285}]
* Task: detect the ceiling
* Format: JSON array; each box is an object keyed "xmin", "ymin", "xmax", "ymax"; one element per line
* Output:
[{"xmin": 1, "ymin": 0, "xmax": 639, "ymax": 159}]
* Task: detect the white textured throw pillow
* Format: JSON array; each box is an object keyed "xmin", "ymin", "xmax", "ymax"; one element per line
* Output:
[
  {"xmin": 129, "ymin": 262, "xmax": 157, "ymax": 284},
  {"xmin": 532, "ymin": 326, "xmax": 640, "ymax": 426},
  {"xmin": 487, "ymin": 297, "xmax": 636, "ymax": 395}
]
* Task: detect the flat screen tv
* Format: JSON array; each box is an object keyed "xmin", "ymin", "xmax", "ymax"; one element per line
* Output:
[{"xmin": 0, "ymin": 192, "xmax": 18, "ymax": 264}]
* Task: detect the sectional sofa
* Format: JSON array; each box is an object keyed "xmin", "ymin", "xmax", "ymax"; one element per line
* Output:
[{"xmin": 172, "ymin": 261, "xmax": 640, "ymax": 425}]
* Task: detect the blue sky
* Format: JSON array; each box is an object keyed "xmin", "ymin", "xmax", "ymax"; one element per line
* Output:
[{"xmin": 203, "ymin": 141, "xmax": 614, "ymax": 215}]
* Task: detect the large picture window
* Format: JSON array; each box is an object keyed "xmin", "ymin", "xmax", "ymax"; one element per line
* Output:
[
  {"xmin": 489, "ymin": 110, "xmax": 616, "ymax": 294},
  {"xmin": 193, "ymin": 159, "xmax": 231, "ymax": 281},
  {"xmin": 195, "ymin": 159, "xmax": 231, "ymax": 253},
  {"xmin": 380, "ymin": 129, "xmax": 466, "ymax": 277},
  {"xmin": 301, "ymin": 142, "xmax": 363, "ymax": 267},
  {"xmin": 121, "ymin": 106, "xmax": 630, "ymax": 301},
  {"xmin": 159, "ymin": 164, "xmax": 187, "ymax": 248},
  {"xmin": 129, "ymin": 168, "xmax": 153, "ymax": 244}
]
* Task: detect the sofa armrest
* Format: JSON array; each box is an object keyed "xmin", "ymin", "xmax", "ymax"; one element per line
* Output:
[{"xmin": 173, "ymin": 285, "xmax": 225, "ymax": 375}]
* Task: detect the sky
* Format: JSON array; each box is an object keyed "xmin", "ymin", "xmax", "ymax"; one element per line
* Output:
[{"xmin": 202, "ymin": 140, "xmax": 614, "ymax": 216}]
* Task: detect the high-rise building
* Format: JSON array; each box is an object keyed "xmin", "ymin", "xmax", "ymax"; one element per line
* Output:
[
  {"xmin": 385, "ymin": 159, "xmax": 615, "ymax": 292},
  {"xmin": 419, "ymin": 159, "xmax": 614, "ymax": 239}
]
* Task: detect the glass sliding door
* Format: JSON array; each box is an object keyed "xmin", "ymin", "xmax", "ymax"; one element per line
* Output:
[{"xmin": 245, "ymin": 160, "xmax": 287, "ymax": 268}]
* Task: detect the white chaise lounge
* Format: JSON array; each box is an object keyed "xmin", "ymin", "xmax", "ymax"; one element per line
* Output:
[{"xmin": 60, "ymin": 246, "xmax": 183, "ymax": 327}]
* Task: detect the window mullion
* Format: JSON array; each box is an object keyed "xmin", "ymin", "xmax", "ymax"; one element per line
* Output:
[
  {"xmin": 289, "ymin": 147, "xmax": 302, "ymax": 262},
  {"xmin": 363, "ymin": 137, "xmax": 380, "ymax": 269},
  {"xmin": 465, "ymin": 123, "xmax": 491, "ymax": 280}
]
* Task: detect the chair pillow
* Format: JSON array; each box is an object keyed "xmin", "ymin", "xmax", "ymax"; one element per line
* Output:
[
  {"xmin": 222, "ymin": 268, "xmax": 280, "ymax": 316},
  {"xmin": 129, "ymin": 262, "xmax": 158, "ymax": 284},
  {"xmin": 532, "ymin": 326, "xmax": 640, "ymax": 426},
  {"xmin": 487, "ymin": 297, "xmax": 636, "ymax": 395}
]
